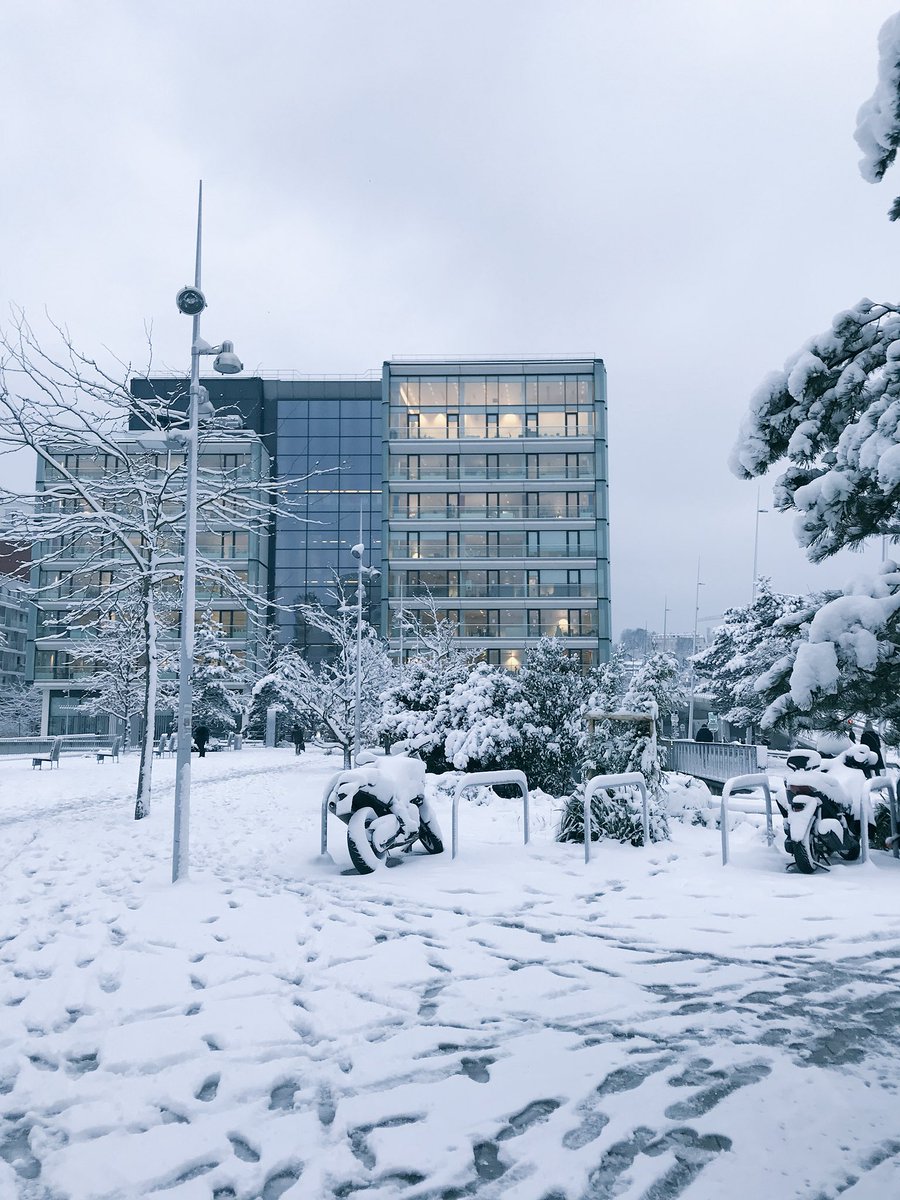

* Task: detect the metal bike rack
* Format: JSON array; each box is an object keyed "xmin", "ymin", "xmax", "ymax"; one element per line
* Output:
[
  {"xmin": 320, "ymin": 771, "xmax": 346, "ymax": 855},
  {"xmin": 720, "ymin": 773, "xmax": 775, "ymax": 866},
  {"xmin": 581, "ymin": 772, "xmax": 649, "ymax": 864},
  {"xmin": 864, "ymin": 775, "xmax": 899, "ymax": 861},
  {"xmin": 450, "ymin": 770, "xmax": 529, "ymax": 860}
]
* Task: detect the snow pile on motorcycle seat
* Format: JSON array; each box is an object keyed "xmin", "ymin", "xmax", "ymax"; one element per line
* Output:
[
  {"xmin": 330, "ymin": 756, "xmax": 426, "ymax": 829},
  {"xmin": 788, "ymin": 769, "xmax": 853, "ymax": 814}
]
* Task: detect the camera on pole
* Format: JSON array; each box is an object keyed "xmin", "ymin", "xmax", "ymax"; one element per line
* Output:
[{"xmin": 176, "ymin": 286, "xmax": 207, "ymax": 316}]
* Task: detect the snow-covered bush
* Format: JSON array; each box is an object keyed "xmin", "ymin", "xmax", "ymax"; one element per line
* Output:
[
  {"xmin": 663, "ymin": 772, "xmax": 715, "ymax": 826},
  {"xmin": 584, "ymin": 653, "xmax": 682, "ymax": 796},
  {"xmin": 557, "ymin": 780, "xmax": 669, "ymax": 847},
  {"xmin": 514, "ymin": 638, "xmax": 597, "ymax": 794}
]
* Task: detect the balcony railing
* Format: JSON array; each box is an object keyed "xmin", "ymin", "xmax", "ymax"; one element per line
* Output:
[
  {"xmin": 390, "ymin": 504, "xmax": 595, "ymax": 521},
  {"xmin": 391, "ymin": 584, "xmax": 597, "ymax": 600}
]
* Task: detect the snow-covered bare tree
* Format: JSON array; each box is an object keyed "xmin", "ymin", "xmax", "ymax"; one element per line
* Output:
[
  {"xmin": 77, "ymin": 595, "xmax": 148, "ymax": 747},
  {"xmin": 0, "ymin": 313, "xmax": 308, "ymax": 818},
  {"xmin": 252, "ymin": 579, "xmax": 392, "ymax": 767},
  {"xmin": 0, "ymin": 678, "xmax": 42, "ymax": 736}
]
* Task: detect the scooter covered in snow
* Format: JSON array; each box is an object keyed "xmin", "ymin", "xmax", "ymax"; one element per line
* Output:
[
  {"xmin": 324, "ymin": 754, "xmax": 444, "ymax": 874},
  {"xmin": 777, "ymin": 744, "xmax": 877, "ymax": 874}
]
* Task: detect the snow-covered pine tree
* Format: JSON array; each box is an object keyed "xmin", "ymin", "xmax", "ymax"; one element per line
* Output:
[
  {"xmin": 692, "ymin": 579, "xmax": 805, "ymax": 737},
  {"xmin": 190, "ymin": 610, "xmax": 245, "ymax": 734},
  {"xmin": 855, "ymin": 12, "xmax": 900, "ymax": 221},
  {"xmin": 619, "ymin": 653, "xmax": 684, "ymax": 795},
  {"xmin": 729, "ymin": 14, "xmax": 900, "ymax": 728},
  {"xmin": 378, "ymin": 595, "xmax": 476, "ymax": 770},
  {"xmin": 516, "ymin": 638, "xmax": 596, "ymax": 793}
]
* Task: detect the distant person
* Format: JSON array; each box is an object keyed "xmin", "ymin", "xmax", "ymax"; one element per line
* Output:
[
  {"xmin": 193, "ymin": 724, "xmax": 210, "ymax": 758},
  {"xmin": 695, "ymin": 722, "xmax": 714, "ymax": 743},
  {"xmin": 291, "ymin": 724, "xmax": 306, "ymax": 755},
  {"xmin": 859, "ymin": 721, "xmax": 885, "ymax": 773}
]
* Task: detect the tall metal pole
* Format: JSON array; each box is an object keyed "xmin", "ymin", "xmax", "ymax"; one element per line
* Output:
[
  {"xmin": 353, "ymin": 510, "xmax": 364, "ymax": 766},
  {"xmin": 751, "ymin": 486, "xmax": 767, "ymax": 604},
  {"xmin": 686, "ymin": 557, "xmax": 702, "ymax": 740},
  {"xmin": 172, "ymin": 182, "xmax": 203, "ymax": 883}
]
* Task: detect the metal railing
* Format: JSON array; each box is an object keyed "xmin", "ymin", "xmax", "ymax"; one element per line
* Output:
[
  {"xmin": 666, "ymin": 740, "xmax": 766, "ymax": 785},
  {"xmin": 0, "ymin": 733, "xmax": 118, "ymax": 757}
]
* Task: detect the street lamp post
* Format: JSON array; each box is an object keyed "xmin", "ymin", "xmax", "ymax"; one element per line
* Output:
[
  {"xmin": 350, "ymin": 516, "xmax": 379, "ymax": 766},
  {"xmin": 751, "ymin": 486, "xmax": 769, "ymax": 604},
  {"xmin": 171, "ymin": 182, "xmax": 244, "ymax": 883},
  {"xmin": 686, "ymin": 557, "xmax": 704, "ymax": 740}
]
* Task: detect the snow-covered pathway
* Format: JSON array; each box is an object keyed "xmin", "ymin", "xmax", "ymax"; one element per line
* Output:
[{"xmin": 2, "ymin": 749, "xmax": 900, "ymax": 1199}]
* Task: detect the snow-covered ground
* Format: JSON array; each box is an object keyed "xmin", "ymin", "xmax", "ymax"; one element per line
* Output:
[{"xmin": 2, "ymin": 747, "xmax": 900, "ymax": 1200}]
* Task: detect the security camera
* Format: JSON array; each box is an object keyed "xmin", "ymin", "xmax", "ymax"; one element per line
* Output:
[
  {"xmin": 176, "ymin": 286, "xmax": 207, "ymax": 316},
  {"xmin": 350, "ymin": 543, "xmax": 364, "ymax": 560}
]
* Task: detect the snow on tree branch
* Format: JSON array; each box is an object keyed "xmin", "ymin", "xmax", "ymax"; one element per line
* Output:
[
  {"xmin": 855, "ymin": 12, "xmax": 900, "ymax": 217},
  {"xmin": 730, "ymin": 300, "xmax": 900, "ymax": 560}
]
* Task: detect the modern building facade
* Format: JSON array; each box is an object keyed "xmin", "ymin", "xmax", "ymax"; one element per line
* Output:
[
  {"xmin": 27, "ymin": 428, "xmax": 271, "ymax": 736},
  {"xmin": 0, "ymin": 576, "xmax": 29, "ymax": 687},
  {"xmin": 25, "ymin": 355, "xmax": 610, "ymax": 729},
  {"xmin": 383, "ymin": 359, "xmax": 610, "ymax": 667}
]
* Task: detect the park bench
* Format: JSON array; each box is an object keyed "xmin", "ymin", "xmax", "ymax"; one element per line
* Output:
[
  {"xmin": 153, "ymin": 733, "xmax": 176, "ymax": 758},
  {"xmin": 95, "ymin": 736, "xmax": 121, "ymax": 764},
  {"xmin": 32, "ymin": 737, "xmax": 62, "ymax": 770}
]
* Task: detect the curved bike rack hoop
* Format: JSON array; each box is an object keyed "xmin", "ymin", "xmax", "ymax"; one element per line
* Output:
[
  {"xmin": 864, "ymin": 775, "xmax": 899, "ymax": 861},
  {"xmin": 320, "ymin": 771, "xmax": 347, "ymax": 856},
  {"xmin": 450, "ymin": 770, "xmax": 529, "ymax": 860},
  {"xmin": 720, "ymin": 773, "xmax": 774, "ymax": 866},
  {"xmin": 582, "ymin": 772, "xmax": 649, "ymax": 864}
]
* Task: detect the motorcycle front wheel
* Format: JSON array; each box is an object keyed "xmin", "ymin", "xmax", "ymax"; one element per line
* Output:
[
  {"xmin": 347, "ymin": 806, "xmax": 393, "ymax": 874},
  {"xmin": 792, "ymin": 831, "xmax": 818, "ymax": 874}
]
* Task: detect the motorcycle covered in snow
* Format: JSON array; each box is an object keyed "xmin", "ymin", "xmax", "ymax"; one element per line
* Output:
[
  {"xmin": 777, "ymin": 744, "xmax": 878, "ymax": 874},
  {"xmin": 324, "ymin": 754, "xmax": 444, "ymax": 875}
]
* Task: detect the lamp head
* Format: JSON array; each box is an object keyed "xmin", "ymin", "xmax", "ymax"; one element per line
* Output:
[
  {"xmin": 176, "ymin": 286, "xmax": 207, "ymax": 316},
  {"xmin": 212, "ymin": 341, "xmax": 243, "ymax": 374}
]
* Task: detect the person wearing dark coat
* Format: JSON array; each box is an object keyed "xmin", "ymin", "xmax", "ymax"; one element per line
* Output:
[
  {"xmin": 290, "ymin": 724, "xmax": 306, "ymax": 755},
  {"xmin": 860, "ymin": 721, "xmax": 885, "ymax": 773},
  {"xmin": 694, "ymin": 722, "xmax": 714, "ymax": 743},
  {"xmin": 193, "ymin": 724, "xmax": 210, "ymax": 758}
]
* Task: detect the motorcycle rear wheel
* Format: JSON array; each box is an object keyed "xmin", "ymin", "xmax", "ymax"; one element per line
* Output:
[
  {"xmin": 417, "ymin": 803, "xmax": 444, "ymax": 855},
  {"xmin": 347, "ymin": 806, "xmax": 392, "ymax": 875}
]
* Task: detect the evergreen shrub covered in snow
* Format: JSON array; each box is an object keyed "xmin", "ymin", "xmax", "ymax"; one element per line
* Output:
[{"xmin": 557, "ymin": 780, "xmax": 669, "ymax": 847}]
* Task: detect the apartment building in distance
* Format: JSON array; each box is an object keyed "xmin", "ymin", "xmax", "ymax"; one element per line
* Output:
[{"xmin": 384, "ymin": 359, "xmax": 610, "ymax": 667}]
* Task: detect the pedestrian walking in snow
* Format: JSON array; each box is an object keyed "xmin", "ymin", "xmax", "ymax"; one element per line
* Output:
[
  {"xmin": 291, "ymin": 724, "xmax": 305, "ymax": 755},
  {"xmin": 859, "ymin": 721, "xmax": 885, "ymax": 773},
  {"xmin": 695, "ymin": 722, "xmax": 713, "ymax": 743},
  {"xmin": 194, "ymin": 724, "xmax": 210, "ymax": 758}
]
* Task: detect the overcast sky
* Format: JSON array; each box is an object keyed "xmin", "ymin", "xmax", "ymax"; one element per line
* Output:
[{"xmin": 4, "ymin": 0, "xmax": 900, "ymax": 637}]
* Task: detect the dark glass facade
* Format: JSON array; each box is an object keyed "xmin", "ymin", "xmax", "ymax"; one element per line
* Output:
[{"xmin": 270, "ymin": 380, "xmax": 382, "ymax": 658}]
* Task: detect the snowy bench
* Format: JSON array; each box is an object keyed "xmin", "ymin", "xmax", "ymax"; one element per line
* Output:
[
  {"xmin": 32, "ymin": 737, "xmax": 62, "ymax": 770},
  {"xmin": 95, "ymin": 737, "xmax": 121, "ymax": 763}
]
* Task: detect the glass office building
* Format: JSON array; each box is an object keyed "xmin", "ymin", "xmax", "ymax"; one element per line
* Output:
[
  {"xmin": 271, "ymin": 379, "xmax": 382, "ymax": 657},
  {"xmin": 384, "ymin": 359, "xmax": 610, "ymax": 667}
]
